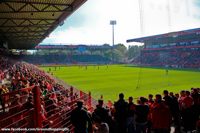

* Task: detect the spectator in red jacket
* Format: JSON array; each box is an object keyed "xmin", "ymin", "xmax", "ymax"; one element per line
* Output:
[{"xmin": 150, "ymin": 94, "xmax": 171, "ymax": 133}]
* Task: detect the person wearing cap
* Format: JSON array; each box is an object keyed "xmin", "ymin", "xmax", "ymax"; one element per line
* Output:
[{"xmin": 70, "ymin": 100, "xmax": 93, "ymax": 133}]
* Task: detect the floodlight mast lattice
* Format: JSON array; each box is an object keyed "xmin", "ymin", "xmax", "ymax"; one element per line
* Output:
[{"xmin": 110, "ymin": 20, "xmax": 116, "ymax": 62}]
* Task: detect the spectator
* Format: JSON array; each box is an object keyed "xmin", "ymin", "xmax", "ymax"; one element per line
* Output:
[
  {"xmin": 127, "ymin": 96, "xmax": 136, "ymax": 133},
  {"xmin": 181, "ymin": 91, "xmax": 196, "ymax": 132},
  {"xmin": 135, "ymin": 97, "xmax": 149, "ymax": 133},
  {"xmin": 147, "ymin": 94, "xmax": 154, "ymax": 133},
  {"xmin": 114, "ymin": 93, "xmax": 128, "ymax": 133},
  {"xmin": 148, "ymin": 94, "xmax": 154, "ymax": 106},
  {"xmin": 150, "ymin": 94, "xmax": 171, "ymax": 133},
  {"xmin": 22, "ymin": 96, "xmax": 34, "ymax": 110},
  {"xmin": 71, "ymin": 100, "xmax": 93, "ymax": 133},
  {"xmin": 92, "ymin": 99, "xmax": 111, "ymax": 129},
  {"xmin": 163, "ymin": 90, "xmax": 180, "ymax": 132}
]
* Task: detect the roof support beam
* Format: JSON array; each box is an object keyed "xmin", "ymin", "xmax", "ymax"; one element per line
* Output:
[
  {"xmin": 0, "ymin": 18, "xmax": 56, "ymax": 21},
  {"xmin": 0, "ymin": 18, "xmax": 54, "ymax": 28},
  {"xmin": 0, "ymin": 24, "xmax": 51, "ymax": 27},
  {"xmin": 1, "ymin": 1, "xmax": 73, "ymax": 6},
  {"xmin": 0, "ymin": 31, "xmax": 44, "ymax": 34},
  {"xmin": 0, "ymin": 2, "xmax": 73, "ymax": 13}
]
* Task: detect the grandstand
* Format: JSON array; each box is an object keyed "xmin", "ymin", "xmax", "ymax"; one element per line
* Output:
[
  {"xmin": 14, "ymin": 44, "xmax": 112, "ymax": 64},
  {"xmin": 30, "ymin": 44, "xmax": 111, "ymax": 64},
  {"xmin": 127, "ymin": 28, "xmax": 200, "ymax": 68}
]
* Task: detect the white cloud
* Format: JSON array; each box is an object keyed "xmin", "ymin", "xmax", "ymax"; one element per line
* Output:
[{"xmin": 43, "ymin": 0, "xmax": 200, "ymax": 46}]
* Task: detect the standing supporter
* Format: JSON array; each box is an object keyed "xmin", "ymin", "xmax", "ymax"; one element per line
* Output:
[
  {"xmin": 175, "ymin": 93, "xmax": 179, "ymax": 100},
  {"xmin": 191, "ymin": 88, "xmax": 200, "ymax": 127},
  {"xmin": 150, "ymin": 94, "xmax": 171, "ymax": 133},
  {"xmin": 181, "ymin": 91, "xmax": 196, "ymax": 132},
  {"xmin": 135, "ymin": 97, "xmax": 149, "ymax": 133},
  {"xmin": 92, "ymin": 99, "xmax": 110, "ymax": 127},
  {"xmin": 147, "ymin": 94, "xmax": 154, "ymax": 133},
  {"xmin": 169, "ymin": 91, "xmax": 181, "ymax": 133},
  {"xmin": 114, "ymin": 93, "xmax": 128, "ymax": 133},
  {"xmin": 178, "ymin": 90, "xmax": 186, "ymax": 110},
  {"xmin": 182, "ymin": 91, "xmax": 193, "ymax": 109},
  {"xmin": 148, "ymin": 94, "xmax": 154, "ymax": 106},
  {"xmin": 70, "ymin": 100, "xmax": 93, "ymax": 133},
  {"xmin": 127, "ymin": 96, "xmax": 136, "ymax": 133},
  {"xmin": 191, "ymin": 88, "xmax": 200, "ymax": 106},
  {"xmin": 163, "ymin": 90, "xmax": 180, "ymax": 132}
]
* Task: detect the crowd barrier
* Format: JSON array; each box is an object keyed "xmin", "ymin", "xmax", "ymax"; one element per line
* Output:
[{"xmin": 0, "ymin": 86, "xmax": 96, "ymax": 133}]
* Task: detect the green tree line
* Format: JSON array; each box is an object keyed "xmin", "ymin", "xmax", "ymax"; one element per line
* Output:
[{"xmin": 33, "ymin": 44, "xmax": 143, "ymax": 63}]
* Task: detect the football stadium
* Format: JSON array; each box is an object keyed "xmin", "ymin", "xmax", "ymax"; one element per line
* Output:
[{"xmin": 0, "ymin": 0, "xmax": 200, "ymax": 133}]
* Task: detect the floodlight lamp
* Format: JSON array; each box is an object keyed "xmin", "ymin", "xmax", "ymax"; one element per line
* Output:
[{"xmin": 110, "ymin": 20, "xmax": 116, "ymax": 25}]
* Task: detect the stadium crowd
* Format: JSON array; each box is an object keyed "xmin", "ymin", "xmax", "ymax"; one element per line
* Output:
[
  {"xmin": 0, "ymin": 53, "xmax": 200, "ymax": 133},
  {"xmin": 138, "ymin": 49, "xmax": 200, "ymax": 68},
  {"xmin": 0, "ymin": 54, "xmax": 79, "ymax": 129},
  {"xmin": 71, "ymin": 88, "xmax": 200, "ymax": 133}
]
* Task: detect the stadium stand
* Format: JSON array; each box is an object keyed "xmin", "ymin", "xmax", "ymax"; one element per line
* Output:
[
  {"xmin": 127, "ymin": 28, "xmax": 200, "ymax": 69},
  {"xmin": 0, "ymin": 53, "xmax": 96, "ymax": 132},
  {"xmin": 16, "ymin": 54, "xmax": 111, "ymax": 65}
]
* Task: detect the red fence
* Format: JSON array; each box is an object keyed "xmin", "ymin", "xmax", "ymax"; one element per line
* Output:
[{"xmin": 0, "ymin": 86, "xmax": 95, "ymax": 132}]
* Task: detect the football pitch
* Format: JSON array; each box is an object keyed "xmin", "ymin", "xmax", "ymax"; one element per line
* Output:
[{"xmin": 41, "ymin": 65, "xmax": 200, "ymax": 101}]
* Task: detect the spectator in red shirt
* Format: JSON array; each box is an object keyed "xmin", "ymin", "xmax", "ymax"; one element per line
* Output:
[
  {"xmin": 182, "ymin": 91, "xmax": 193, "ymax": 109},
  {"xmin": 181, "ymin": 91, "xmax": 196, "ymax": 132},
  {"xmin": 150, "ymin": 94, "xmax": 171, "ymax": 133}
]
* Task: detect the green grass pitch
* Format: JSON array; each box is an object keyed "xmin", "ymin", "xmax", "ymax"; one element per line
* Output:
[{"xmin": 41, "ymin": 65, "xmax": 200, "ymax": 101}]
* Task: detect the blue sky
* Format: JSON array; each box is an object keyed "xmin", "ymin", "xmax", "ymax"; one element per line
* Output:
[{"xmin": 42, "ymin": 0, "xmax": 200, "ymax": 46}]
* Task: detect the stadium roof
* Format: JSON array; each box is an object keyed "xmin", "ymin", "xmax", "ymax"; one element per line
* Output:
[
  {"xmin": 127, "ymin": 28, "xmax": 200, "ymax": 43},
  {"xmin": 0, "ymin": 0, "xmax": 86, "ymax": 49}
]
